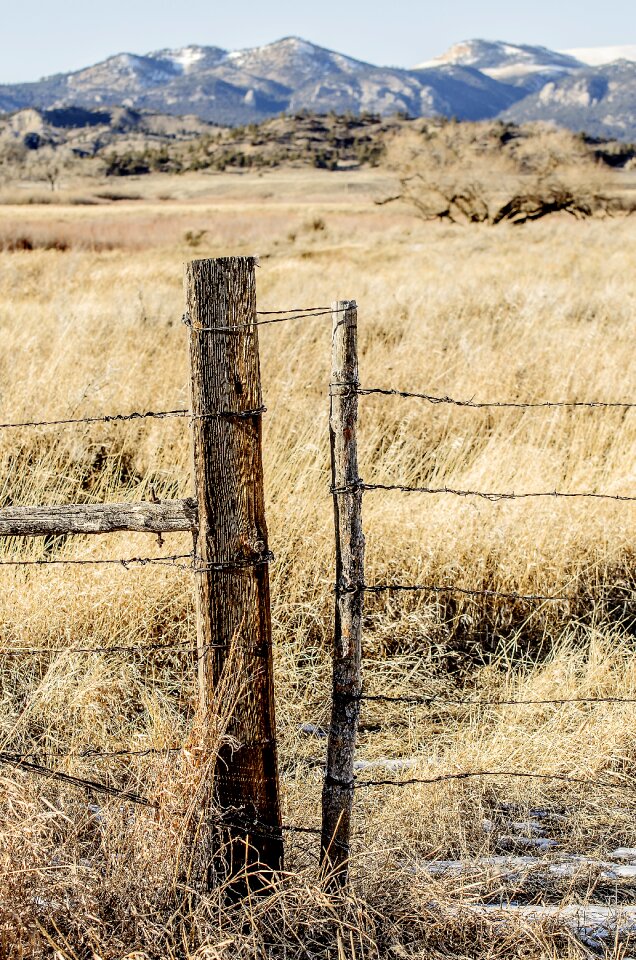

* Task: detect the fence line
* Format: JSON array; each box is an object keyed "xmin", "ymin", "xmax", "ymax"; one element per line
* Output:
[
  {"xmin": 0, "ymin": 752, "xmax": 158, "ymax": 806},
  {"xmin": 0, "ymin": 409, "xmax": 190, "ymax": 431},
  {"xmin": 256, "ymin": 306, "xmax": 332, "ymax": 315},
  {"xmin": 352, "ymin": 770, "xmax": 635, "ymax": 793},
  {"xmin": 0, "ymin": 640, "xmax": 222, "ymax": 656},
  {"xmin": 349, "ymin": 581, "xmax": 633, "ymax": 602},
  {"xmin": 323, "ymin": 297, "xmax": 636, "ymax": 886},
  {"xmin": 349, "ymin": 482, "xmax": 636, "ymax": 502},
  {"xmin": 6, "ymin": 745, "xmax": 185, "ymax": 761},
  {"xmin": 0, "ymin": 553, "xmax": 193, "ymax": 569},
  {"xmin": 0, "ymin": 751, "xmax": 325, "ymax": 838},
  {"xmin": 358, "ymin": 386, "xmax": 636, "ymax": 410},
  {"xmin": 3, "ymin": 272, "xmax": 636, "ymax": 893},
  {"xmin": 359, "ymin": 693, "xmax": 636, "ymax": 707},
  {"xmin": 183, "ymin": 305, "xmax": 346, "ymax": 332}
]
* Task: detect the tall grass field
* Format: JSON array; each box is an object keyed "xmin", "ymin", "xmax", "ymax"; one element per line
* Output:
[{"xmin": 1, "ymin": 160, "xmax": 636, "ymax": 958}]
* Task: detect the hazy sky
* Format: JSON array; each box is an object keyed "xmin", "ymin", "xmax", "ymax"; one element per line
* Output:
[{"xmin": 1, "ymin": 0, "xmax": 634, "ymax": 83}]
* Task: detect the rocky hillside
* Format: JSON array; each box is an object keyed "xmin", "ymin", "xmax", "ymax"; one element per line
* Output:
[
  {"xmin": 1, "ymin": 37, "xmax": 635, "ymax": 139},
  {"xmin": 2, "ymin": 107, "xmax": 634, "ymax": 184},
  {"xmin": 501, "ymin": 61, "xmax": 636, "ymax": 141}
]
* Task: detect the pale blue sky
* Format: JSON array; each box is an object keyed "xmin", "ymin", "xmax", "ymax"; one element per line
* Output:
[{"xmin": 1, "ymin": 0, "xmax": 634, "ymax": 84}]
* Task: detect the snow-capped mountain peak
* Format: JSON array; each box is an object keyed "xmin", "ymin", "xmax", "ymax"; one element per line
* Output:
[
  {"xmin": 149, "ymin": 45, "xmax": 227, "ymax": 73},
  {"xmin": 416, "ymin": 40, "xmax": 584, "ymax": 91},
  {"xmin": 562, "ymin": 45, "xmax": 636, "ymax": 66}
]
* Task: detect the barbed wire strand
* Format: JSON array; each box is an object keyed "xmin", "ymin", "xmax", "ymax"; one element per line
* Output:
[
  {"xmin": 346, "ymin": 482, "xmax": 636, "ymax": 503},
  {"xmin": 0, "ymin": 554, "xmax": 193, "ymax": 569},
  {"xmin": 183, "ymin": 306, "xmax": 346, "ymax": 333},
  {"xmin": 8, "ymin": 745, "xmax": 185, "ymax": 761},
  {"xmin": 256, "ymin": 306, "xmax": 331, "ymax": 315},
  {"xmin": 353, "ymin": 581, "xmax": 633, "ymax": 602},
  {"xmin": 358, "ymin": 387, "xmax": 636, "ymax": 410},
  {"xmin": 352, "ymin": 770, "xmax": 634, "ymax": 793},
  {"xmin": 0, "ymin": 752, "xmax": 323, "ymax": 836},
  {"xmin": 0, "ymin": 639, "xmax": 222, "ymax": 657},
  {"xmin": 0, "ymin": 405, "xmax": 269, "ymax": 432},
  {"xmin": 360, "ymin": 693, "xmax": 636, "ymax": 708},
  {"xmin": 0, "ymin": 752, "xmax": 158, "ymax": 807},
  {"xmin": 0, "ymin": 552, "xmax": 275, "ymax": 572},
  {"xmin": 0, "ymin": 409, "xmax": 189, "ymax": 431}
]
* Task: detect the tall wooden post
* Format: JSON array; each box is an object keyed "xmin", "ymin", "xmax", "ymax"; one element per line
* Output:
[
  {"xmin": 185, "ymin": 257, "xmax": 283, "ymax": 891},
  {"xmin": 321, "ymin": 300, "xmax": 365, "ymax": 884}
]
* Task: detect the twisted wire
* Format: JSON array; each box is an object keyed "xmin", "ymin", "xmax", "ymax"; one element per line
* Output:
[
  {"xmin": 360, "ymin": 693, "xmax": 636, "ymax": 708},
  {"xmin": 183, "ymin": 306, "xmax": 346, "ymax": 333},
  {"xmin": 0, "ymin": 751, "xmax": 324, "ymax": 835},
  {"xmin": 0, "ymin": 553, "xmax": 193, "ymax": 569},
  {"xmin": 358, "ymin": 386, "xmax": 636, "ymax": 410},
  {"xmin": 0, "ymin": 639, "xmax": 223, "ymax": 657},
  {"xmin": 352, "ymin": 770, "xmax": 634, "ymax": 793},
  {"xmin": 339, "ymin": 482, "xmax": 636, "ymax": 503},
  {"xmin": 345, "ymin": 581, "xmax": 576, "ymax": 602},
  {"xmin": 0, "ymin": 409, "xmax": 189, "ymax": 431}
]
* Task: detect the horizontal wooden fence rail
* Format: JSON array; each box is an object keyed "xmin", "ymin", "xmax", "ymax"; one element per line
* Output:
[{"xmin": 0, "ymin": 498, "xmax": 198, "ymax": 537}]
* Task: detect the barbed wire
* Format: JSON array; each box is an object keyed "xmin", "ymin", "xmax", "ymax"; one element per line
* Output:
[
  {"xmin": 360, "ymin": 693, "xmax": 636, "ymax": 708},
  {"xmin": 0, "ymin": 751, "xmax": 324, "ymax": 836},
  {"xmin": 0, "ymin": 639, "xmax": 222, "ymax": 657},
  {"xmin": 0, "ymin": 553, "xmax": 193, "ymax": 569},
  {"xmin": 337, "ymin": 481, "xmax": 636, "ymax": 503},
  {"xmin": 183, "ymin": 306, "xmax": 346, "ymax": 333},
  {"xmin": 357, "ymin": 387, "xmax": 636, "ymax": 410},
  {"xmin": 0, "ymin": 552, "xmax": 275, "ymax": 575},
  {"xmin": 256, "ymin": 306, "xmax": 331, "ymax": 315},
  {"xmin": 0, "ymin": 751, "xmax": 158, "ymax": 807},
  {"xmin": 6, "ymin": 745, "xmax": 185, "ymax": 761},
  {"xmin": 0, "ymin": 405, "xmax": 270, "ymax": 432},
  {"xmin": 191, "ymin": 406, "xmax": 266, "ymax": 421},
  {"xmin": 0, "ymin": 409, "xmax": 189, "ymax": 431},
  {"xmin": 348, "ymin": 583, "xmax": 636, "ymax": 603},
  {"xmin": 352, "ymin": 770, "xmax": 634, "ymax": 793}
]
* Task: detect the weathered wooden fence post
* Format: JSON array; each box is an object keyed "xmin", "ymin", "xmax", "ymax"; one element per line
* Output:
[
  {"xmin": 185, "ymin": 256, "xmax": 283, "ymax": 892},
  {"xmin": 321, "ymin": 300, "xmax": 364, "ymax": 885}
]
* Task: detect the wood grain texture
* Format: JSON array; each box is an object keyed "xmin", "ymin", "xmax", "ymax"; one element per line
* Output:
[
  {"xmin": 185, "ymin": 257, "xmax": 283, "ymax": 890},
  {"xmin": 0, "ymin": 499, "xmax": 197, "ymax": 536},
  {"xmin": 321, "ymin": 300, "xmax": 365, "ymax": 884}
]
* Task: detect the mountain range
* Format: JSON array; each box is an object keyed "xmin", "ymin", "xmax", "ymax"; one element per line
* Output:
[{"xmin": 1, "ymin": 37, "xmax": 635, "ymax": 139}]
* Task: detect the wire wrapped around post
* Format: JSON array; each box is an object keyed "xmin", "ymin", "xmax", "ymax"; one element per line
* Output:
[{"xmin": 321, "ymin": 300, "xmax": 364, "ymax": 885}]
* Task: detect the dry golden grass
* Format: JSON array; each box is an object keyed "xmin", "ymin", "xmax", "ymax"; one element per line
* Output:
[{"xmin": 1, "ymin": 167, "xmax": 636, "ymax": 957}]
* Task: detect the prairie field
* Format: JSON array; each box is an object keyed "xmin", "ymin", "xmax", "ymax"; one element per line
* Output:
[{"xmin": 2, "ymin": 163, "xmax": 636, "ymax": 958}]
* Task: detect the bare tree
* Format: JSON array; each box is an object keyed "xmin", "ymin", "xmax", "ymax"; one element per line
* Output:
[{"xmin": 379, "ymin": 120, "xmax": 635, "ymax": 226}]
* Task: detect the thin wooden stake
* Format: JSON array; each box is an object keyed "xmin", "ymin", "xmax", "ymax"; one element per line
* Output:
[
  {"xmin": 185, "ymin": 257, "xmax": 283, "ymax": 893},
  {"xmin": 321, "ymin": 300, "xmax": 364, "ymax": 884}
]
